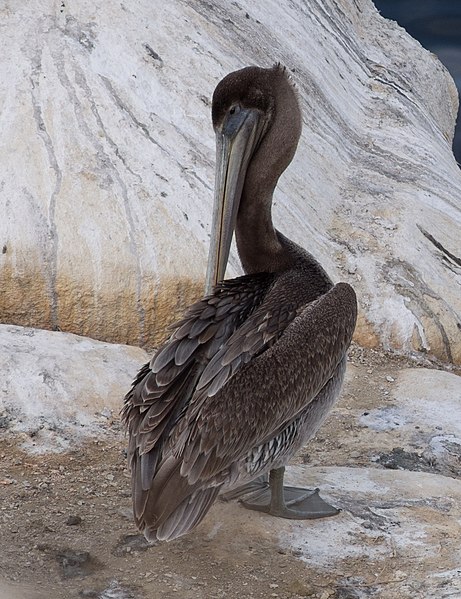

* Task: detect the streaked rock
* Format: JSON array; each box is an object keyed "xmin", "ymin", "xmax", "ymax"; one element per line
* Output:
[{"xmin": 0, "ymin": 0, "xmax": 460, "ymax": 361}]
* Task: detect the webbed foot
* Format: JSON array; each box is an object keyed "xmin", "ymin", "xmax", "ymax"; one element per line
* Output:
[
  {"xmin": 222, "ymin": 467, "xmax": 339, "ymax": 520},
  {"xmin": 242, "ymin": 485, "xmax": 339, "ymax": 519}
]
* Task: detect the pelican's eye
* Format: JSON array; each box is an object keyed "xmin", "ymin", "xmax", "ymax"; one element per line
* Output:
[{"xmin": 222, "ymin": 103, "xmax": 248, "ymax": 138}]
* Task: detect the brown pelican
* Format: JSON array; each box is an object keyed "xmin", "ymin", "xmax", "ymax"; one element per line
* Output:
[{"xmin": 122, "ymin": 64, "xmax": 357, "ymax": 542}]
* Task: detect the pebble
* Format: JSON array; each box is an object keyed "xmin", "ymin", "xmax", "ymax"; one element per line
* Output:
[
  {"xmin": 100, "ymin": 407, "xmax": 112, "ymax": 419},
  {"xmin": 66, "ymin": 515, "xmax": 82, "ymax": 526},
  {"xmin": 117, "ymin": 508, "xmax": 133, "ymax": 520},
  {"xmin": 78, "ymin": 590, "xmax": 98, "ymax": 598},
  {"xmin": 112, "ymin": 534, "xmax": 152, "ymax": 557},
  {"xmin": 56, "ymin": 549, "xmax": 93, "ymax": 578}
]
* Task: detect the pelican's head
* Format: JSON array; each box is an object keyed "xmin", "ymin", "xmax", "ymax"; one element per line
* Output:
[{"xmin": 205, "ymin": 65, "xmax": 301, "ymax": 293}]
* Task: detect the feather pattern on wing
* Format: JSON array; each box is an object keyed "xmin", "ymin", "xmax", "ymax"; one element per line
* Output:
[
  {"xmin": 173, "ymin": 281, "xmax": 357, "ymax": 483},
  {"xmin": 122, "ymin": 272, "xmax": 276, "ymax": 534}
]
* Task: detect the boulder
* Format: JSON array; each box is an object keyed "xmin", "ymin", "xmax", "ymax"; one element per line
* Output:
[
  {"xmin": 0, "ymin": 324, "xmax": 147, "ymax": 452},
  {"xmin": 1, "ymin": 0, "xmax": 460, "ymax": 360}
]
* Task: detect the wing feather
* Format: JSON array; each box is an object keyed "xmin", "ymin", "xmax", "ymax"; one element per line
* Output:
[
  {"xmin": 122, "ymin": 272, "xmax": 275, "ymax": 537},
  {"xmin": 195, "ymin": 278, "xmax": 300, "ymax": 396},
  {"xmin": 177, "ymin": 281, "xmax": 357, "ymax": 481},
  {"xmin": 151, "ymin": 341, "xmax": 178, "ymax": 373},
  {"xmin": 174, "ymin": 337, "xmax": 200, "ymax": 366}
]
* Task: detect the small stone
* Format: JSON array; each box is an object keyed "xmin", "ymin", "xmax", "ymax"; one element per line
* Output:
[
  {"xmin": 117, "ymin": 507, "xmax": 133, "ymax": 520},
  {"xmin": 56, "ymin": 549, "xmax": 95, "ymax": 579},
  {"xmin": 66, "ymin": 515, "xmax": 82, "ymax": 526},
  {"xmin": 78, "ymin": 590, "xmax": 98, "ymax": 598},
  {"xmin": 112, "ymin": 534, "xmax": 152, "ymax": 557},
  {"xmin": 386, "ymin": 375, "xmax": 395, "ymax": 382},
  {"xmin": 100, "ymin": 407, "xmax": 112, "ymax": 419},
  {"xmin": 287, "ymin": 579, "xmax": 312, "ymax": 596}
]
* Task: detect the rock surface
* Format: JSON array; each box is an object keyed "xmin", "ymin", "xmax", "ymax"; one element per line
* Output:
[
  {"xmin": 0, "ymin": 324, "xmax": 148, "ymax": 452},
  {"xmin": 0, "ymin": 0, "xmax": 460, "ymax": 360},
  {"xmin": 0, "ymin": 327, "xmax": 460, "ymax": 598},
  {"xmin": 280, "ymin": 466, "xmax": 461, "ymax": 599}
]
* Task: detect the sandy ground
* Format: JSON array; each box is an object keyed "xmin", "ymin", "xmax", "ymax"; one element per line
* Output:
[{"xmin": 0, "ymin": 345, "xmax": 460, "ymax": 599}]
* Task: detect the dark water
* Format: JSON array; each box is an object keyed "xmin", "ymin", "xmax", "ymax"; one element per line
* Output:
[{"xmin": 373, "ymin": 0, "xmax": 461, "ymax": 163}]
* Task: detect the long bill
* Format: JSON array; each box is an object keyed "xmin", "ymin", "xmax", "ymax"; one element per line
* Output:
[{"xmin": 204, "ymin": 108, "xmax": 264, "ymax": 294}]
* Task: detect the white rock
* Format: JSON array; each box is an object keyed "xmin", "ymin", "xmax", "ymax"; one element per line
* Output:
[
  {"xmin": 279, "ymin": 466, "xmax": 461, "ymax": 598},
  {"xmin": 0, "ymin": 324, "xmax": 147, "ymax": 452},
  {"xmin": 196, "ymin": 465, "xmax": 461, "ymax": 599},
  {"xmin": 360, "ymin": 368, "xmax": 461, "ymax": 435},
  {"xmin": 358, "ymin": 368, "xmax": 461, "ymax": 475},
  {"xmin": 0, "ymin": 0, "xmax": 460, "ymax": 362}
]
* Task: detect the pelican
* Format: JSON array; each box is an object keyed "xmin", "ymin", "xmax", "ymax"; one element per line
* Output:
[{"xmin": 122, "ymin": 64, "xmax": 357, "ymax": 542}]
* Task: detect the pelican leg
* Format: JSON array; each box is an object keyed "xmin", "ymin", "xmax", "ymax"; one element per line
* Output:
[{"xmin": 241, "ymin": 467, "xmax": 340, "ymax": 519}]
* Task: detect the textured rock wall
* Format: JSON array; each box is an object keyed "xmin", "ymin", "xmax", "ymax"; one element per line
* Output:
[{"xmin": 1, "ymin": 0, "xmax": 460, "ymax": 360}]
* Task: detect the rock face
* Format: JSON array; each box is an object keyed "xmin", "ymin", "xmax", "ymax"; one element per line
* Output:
[
  {"xmin": 0, "ymin": 324, "xmax": 148, "ymax": 452},
  {"xmin": 1, "ymin": 0, "xmax": 460, "ymax": 360}
]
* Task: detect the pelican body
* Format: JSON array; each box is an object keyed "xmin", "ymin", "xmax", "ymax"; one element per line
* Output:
[{"xmin": 122, "ymin": 64, "xmax": 357, "ymax": 542}]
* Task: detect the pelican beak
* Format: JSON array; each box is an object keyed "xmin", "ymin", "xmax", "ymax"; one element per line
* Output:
[{"xmin": 205, "ymin": 108, "xmax": 264, "ymax": 294}]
